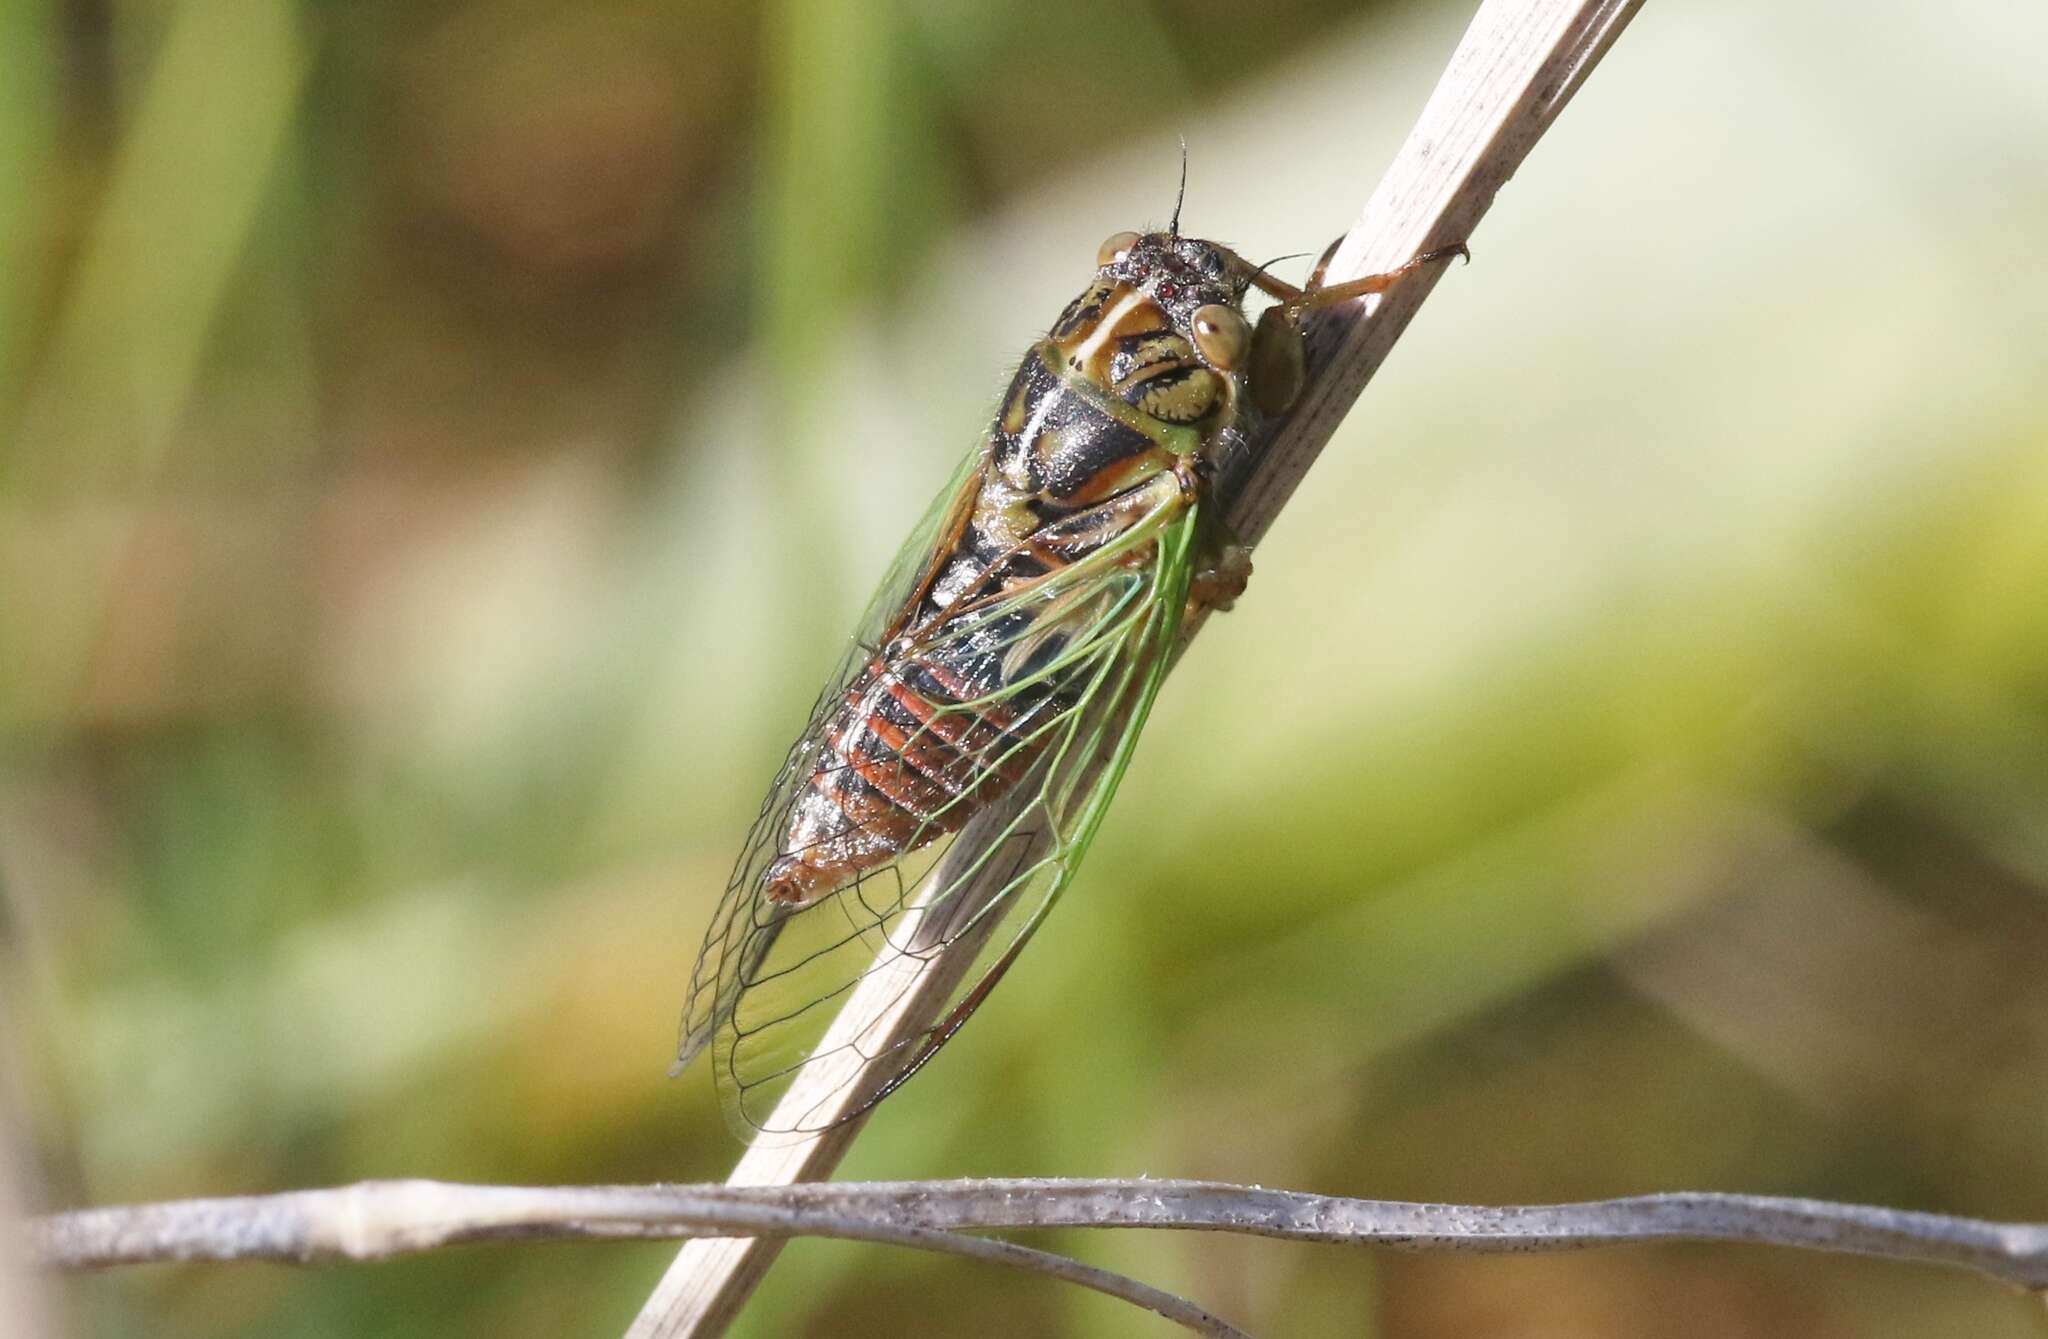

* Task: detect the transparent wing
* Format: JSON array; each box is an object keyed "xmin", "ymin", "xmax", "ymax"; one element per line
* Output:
[
  {"xmin": 680, "ymin": 486, "xmax": 1200, "ymax": 1138},
  {"xmin": 678, "ymin": 442, "xmax": 985, "ymax": 1060}
]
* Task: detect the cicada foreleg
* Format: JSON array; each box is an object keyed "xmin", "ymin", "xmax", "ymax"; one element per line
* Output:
[
  {"xmin": 1277, "ymin": 239, "xmax": 1470, "ymax": 316},
  {"xmin": 1241, "ymin": 239, "xmax": 1470, "ymax": 418},
  {"xmin": 1242, "ymin": 238, "xmax": 1468, "ymax": 318}
]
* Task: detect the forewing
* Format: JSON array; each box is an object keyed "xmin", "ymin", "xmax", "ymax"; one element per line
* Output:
[
  {"xmin": 678, "ymin": 444, "xmax": 985, "ymax": 1069},
  {"xmin": 689, "ymin": 495, "xmax": 1200, "ymax": 1138}
]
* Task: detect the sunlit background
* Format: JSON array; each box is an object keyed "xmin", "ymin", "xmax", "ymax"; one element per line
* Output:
[{"xmin": 4, "ymin": 0, "xmax": 2047, "ymax": 1335}]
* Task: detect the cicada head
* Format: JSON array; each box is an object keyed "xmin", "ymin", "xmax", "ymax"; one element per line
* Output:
[{"xmin": 1049, "ymin": 230, "xmax": 1305, "ymax": 432}]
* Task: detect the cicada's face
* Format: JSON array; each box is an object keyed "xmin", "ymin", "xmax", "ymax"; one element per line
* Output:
[
  {"xmin": 1095, "ymin": 231, "xmax": 1259, "ymax": 331},
  {"xmin": 1048, "ymin": 230, "xmax": 1303, "ymax": 427}
]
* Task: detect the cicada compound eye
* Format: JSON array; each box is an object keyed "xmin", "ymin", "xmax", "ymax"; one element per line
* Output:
[
  {"xmin": 1190, "ymin": 303, "xmax": 1250, "ymax": 372},
  {"xmin": 1096, "ymin": 230, "xmax": 1140, "ymax": 270}
]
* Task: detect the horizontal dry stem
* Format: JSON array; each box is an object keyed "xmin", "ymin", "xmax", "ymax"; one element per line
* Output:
[{"xmin": 28, "ymin": 1177, "xmax": 2048, "ymax": 1294}]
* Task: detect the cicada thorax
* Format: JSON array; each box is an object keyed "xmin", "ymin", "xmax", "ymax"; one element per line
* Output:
[
  {"xmin": 1049, "ymin": 279, "xmax": 1232, "ymax": 429},
  {"xmin": 761, "ymin": 234, "xmax": 1270, "ymax": 910}
]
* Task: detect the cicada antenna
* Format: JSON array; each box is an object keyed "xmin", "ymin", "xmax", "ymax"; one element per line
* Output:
[
  {"xmin": 1170, "ymin": 137, "xmax": 1188, "ymax": 238},
  {"xmin": 1240, "ymin": 250, "xmax": 1312, "ymax": 299}
]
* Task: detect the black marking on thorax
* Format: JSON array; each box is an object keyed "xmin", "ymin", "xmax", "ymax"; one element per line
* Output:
[{"xmin": 993, "ymin": 350, "xmax": 1162, "ymax": 503}]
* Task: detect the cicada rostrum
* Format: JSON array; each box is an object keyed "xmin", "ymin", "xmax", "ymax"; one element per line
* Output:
[{"xmin": 679, "ymin": 221, "xmax": 1461, "ymax": 1136}]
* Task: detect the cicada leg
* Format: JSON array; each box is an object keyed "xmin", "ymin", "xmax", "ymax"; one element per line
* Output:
[
  {"xmin": 1170, "ymin": 454, "xmax": 1251, "ymax": 616},
  {"xmin": 1188, "ymin": 536, "xmax": 1251, "ymax": 616},
  {"xmin": 1240, "ymin": 240, "xmax": 1470, "ymax": 417},
  {"xmin": 1246, "ymin": 239, "xmax": 1470, "ymax": 317}
]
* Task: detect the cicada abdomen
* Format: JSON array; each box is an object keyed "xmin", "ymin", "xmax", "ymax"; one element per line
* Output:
[{"xmin": 680, "ymin": 225, "xmax": 1462, "ymax": 1135}]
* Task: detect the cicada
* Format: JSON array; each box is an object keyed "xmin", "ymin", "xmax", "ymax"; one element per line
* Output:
[{"xmin": 678, "ymin": 223, "xmax": 1460, "ymax": 1136}]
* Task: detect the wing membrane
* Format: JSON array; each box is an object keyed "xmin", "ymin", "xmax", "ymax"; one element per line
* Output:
[
  {"xmin": 681, "ymin": 480, "xmax": 1199, "ymax": 1137},
  {"xmin": 678, "ymin": 444, "xmax": 986, "ymax": 1065}
]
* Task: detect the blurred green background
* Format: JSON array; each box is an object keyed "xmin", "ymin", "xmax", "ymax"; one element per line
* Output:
[{"xmin": 4, "ymin": 0, "xmax": 2048, "ymax": 1335}]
